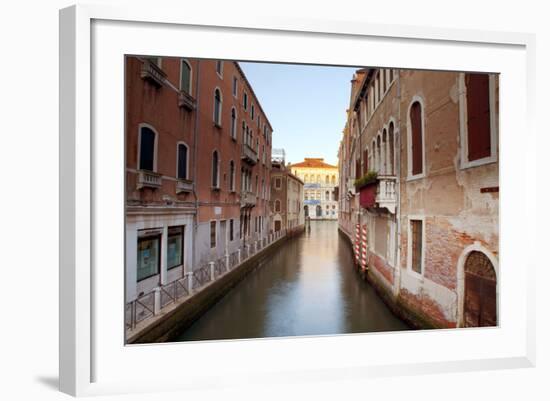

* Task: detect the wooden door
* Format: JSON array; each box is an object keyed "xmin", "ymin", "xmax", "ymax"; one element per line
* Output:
[{"xmin": 464, "ymin": 251, "xmax": 497, "ymax": 327}]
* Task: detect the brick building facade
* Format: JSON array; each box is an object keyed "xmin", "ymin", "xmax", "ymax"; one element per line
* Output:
[
  {"xmin": 338, "ymin": 68, "xmax": 499, "ymax": 328},
  {"xmin": 125, "ymin": 56, "xmax": 273, "ymax": 303}
]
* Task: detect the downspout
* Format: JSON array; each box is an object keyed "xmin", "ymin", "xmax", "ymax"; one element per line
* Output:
[
  {"xmin": 191, "ymin": 61, "xmax": 201, "ymax": 271},
  {"xmin": 395, "ymin": 70, "xmax": 402, "ymax": 297}
]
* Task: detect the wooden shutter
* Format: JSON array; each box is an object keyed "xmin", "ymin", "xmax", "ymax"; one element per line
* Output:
[
  {"xmin": 410, "ymin": 102, "xmax": 423, "ymax": 175},
  {"xmin": 466, "ymin": 73, "xmax": 491, "ymax": 161},
  {"xmin": 139, "ymin": 127, "xmax": 155, "ymax": 171},
  {"xmin": 177, "ymin": 144, "xmax": 187, "ymax": 179}
]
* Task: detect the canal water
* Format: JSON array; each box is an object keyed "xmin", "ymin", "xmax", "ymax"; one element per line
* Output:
[{"xmin": 176, "ymin": 220, "xmax": 410, "ymax": 342}]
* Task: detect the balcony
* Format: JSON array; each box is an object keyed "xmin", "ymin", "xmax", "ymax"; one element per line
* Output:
[
  {"xmin": 140, "ymin": 59, "xmax": 167, "ymax": 87},
  {"xmin": 358, "ymin": 175, "xmax": 397, "ymax": 213},
  {"xmin": 178, "ymin": 90, "xmax": 196, "ymax": 111},
  {"xmin": 241, "ymin": 143, "xmax": 258, "ymax": 165},
  {"xmin": 137, "ymin": 170, "xmax": 162, "ymax": 190},
  {"xmin": 240, "ymin": 191, "xmax": 256, "ymax": 208},
  {"xmin": 375, "ymin": 175, "xmax": 397, "ymax": 214},
  {"xmin": 176, "ymin": 179, "xmax": 193, "ymax": 194}
]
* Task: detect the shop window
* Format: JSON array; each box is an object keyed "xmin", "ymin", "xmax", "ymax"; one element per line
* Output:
[
  {"xmin": 137, "ymin": 234, "xmax": 160, "ymax": 281},
  {"xmin": 167, "ymin": 226, "xmax": 184, "ymax": 269}
]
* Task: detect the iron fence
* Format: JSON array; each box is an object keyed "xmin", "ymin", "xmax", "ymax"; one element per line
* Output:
[
  {"xmin": 214, "ymin": 257, "xmax": 226, "ymax": 277},
  {"xmin": 192, "ymin": 264, "xmax": 211, "ymax": 289}
]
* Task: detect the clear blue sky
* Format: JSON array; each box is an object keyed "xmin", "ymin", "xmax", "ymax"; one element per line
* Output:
[{"xmin": 239, "ymin": 62, "xmax": 359, "ymax": 166}]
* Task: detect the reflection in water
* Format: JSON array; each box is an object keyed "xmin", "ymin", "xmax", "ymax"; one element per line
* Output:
[{"xmin": 176, "ymin": 221, "xmax": 410, "ymax": 342}]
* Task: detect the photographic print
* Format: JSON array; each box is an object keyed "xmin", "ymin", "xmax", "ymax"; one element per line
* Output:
[{"xmin": 124, "ymin": 56, "xmax": 499, "ymax": 344}]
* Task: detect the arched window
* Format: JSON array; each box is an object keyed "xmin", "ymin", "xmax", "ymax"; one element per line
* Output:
[
  {"xmin": 389, "ymin": 122, "xmax": 395, "ymax": 175},
  {"xmin": 325, "ymin": 191, "xmax": 330, "ymax": 200},
  {"xmin": 376, "ymin": 136, "xmax": 381, "ymax": 173},
  {"xmin": 230, "ymin": 107, "xmax": 237, "ymax": 139},
  {"xmin": 325, "ymin": 175, "xmax": 329, "ymax": 184},
  {"xmin": 213, "ymin": 88, "xmax": 222, "ymax": 126},
  {"xmin": 275, "ymin": 200, "xmax": 281, "ymax": 212},
  {"xmin": 212, "ymin": 151, "xmax": 219, "ymax": 188},
  {"xmin": 372, "ymin": 139, "xmax": 377, "ymax": 172},
  {"xmin": 409, "ymin": 101, "xmax": 424, "ymax": 176},
  {"xmin": 177, "ymin": 143, "xmax": 188, "ymax": 179},
  {"xmin": 382, "ymin": 128, "xmax": 387, "ymax": 174},
  {"xmin": 139, "ymin": 125, "xmax": 156, "ymax": 171},
  {"xmin": 180, "ymin": 60, "xmax": 191, "ymax": 94},
  {"xmin": 242, "ymin": 121, "xmax": 246, "ymax": 143},
  {"xmin": 331, "ymin": 175, "xmax": 336, "ymax": 185},
  {"xmin": 229, "ymin": 160, "xmax": 235, "ymax": 191},
  {"xmin": 316, "ymin": 174, "xmax": 321, "ymax": 183}
]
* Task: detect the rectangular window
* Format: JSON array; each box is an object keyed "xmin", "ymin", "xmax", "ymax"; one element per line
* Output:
[
  {"xmin": 137, "ymin": 235, "xmax": 160, "ymax": 281},
  {"xmin": 229, "ymin": 219, "xmax": 234, "ymax": 241},
  {"xmin": 410, "ymin": 220, "xmax": 423, "ymax": 274},
  {"xmin": 177, "ymin": 144, "xmax": 188, "ymax": 179},
  {"xmin": 167, "ymin": 226, "xmax": 184, "ymax": 269},
  {"xmin": 216, "ymin": 60, "xmax": 223, "ymax": 76},
  {"xmin": 232, "ymin": 76, "xmax": 238, "ymax": 97},
  {"xmin": 251, "ymin": 104, "xmax": 255, "ymax": 120},
  {"xmin": 275, "ymin": 177, "xmax": 281, "ymax": 189},
  {"xmin": 243, "ymin": 92, "xmax": 248, "ymax": 110},
  {"xmin": 210, "ymin": 221, "xmax": 216, "ymax": 248},
  {"xmin": 466, "ymin": 73, "xmax": 491, "ymax": 161}
]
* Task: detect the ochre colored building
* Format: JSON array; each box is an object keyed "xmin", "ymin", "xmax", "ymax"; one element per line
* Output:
[{"xmin": 290, "ymin": 158, "xmax": 339, "ymax": 220}]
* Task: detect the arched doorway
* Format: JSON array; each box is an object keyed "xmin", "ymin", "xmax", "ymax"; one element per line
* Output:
[
  {"xmin": 464, "ymin": 251, "xmax": 497, "ymax": 327},
  {"xmin": 315, "ymin": 205, "xmax": 322, "ymax": 217}
]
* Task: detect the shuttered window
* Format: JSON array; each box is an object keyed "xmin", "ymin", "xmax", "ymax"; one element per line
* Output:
[
  {"xmin": 466, "ymin": 74, "xmax": 491, "ymax": 161},
  {"xmin": 410, "ymin": 101, "xmax": 423, "ymax": 175},
  {"xmin": 210, "ymin": 221, "xmax": 216, "ymax": 248},
  {"xmin": 139, "ymin": 126, "xmax": 155, "ymax": 171},
  {"xmin": 212, "ymin": 151, "xmax": 219, "ymax": 188},
  {"xmin": 411, "ymin": 220, "xmax": 423, "ymax": 274},
  {"xmin": 213, "ymin": 89, "xmax": 222, "ymax": 126},
  {"xmin": 177, "ymin": 144, "xmax": 188, "ymax": 180},
  {"xmin": 180, "ymin": 60, "xmax": 191, "ymax": 93}
]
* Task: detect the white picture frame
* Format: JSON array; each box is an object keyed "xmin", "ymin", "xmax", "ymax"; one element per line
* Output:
[{"xmin": 59, "ymin": 4, "xmax": 536, "ymax": 397}]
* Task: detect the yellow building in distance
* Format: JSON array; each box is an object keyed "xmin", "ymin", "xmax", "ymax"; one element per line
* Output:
[{"xmin": 289, "ymin": 158, "xmax": 339, "ymax": 220}]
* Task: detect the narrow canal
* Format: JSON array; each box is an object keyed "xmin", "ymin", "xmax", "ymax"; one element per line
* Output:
[{"xmin": 176, "ymin": 220, "xmax": 410, "ymax": 342}]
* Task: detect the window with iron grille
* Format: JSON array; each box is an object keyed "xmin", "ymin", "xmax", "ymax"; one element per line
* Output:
[
  {"xmin": 210, "ymin": 221, "xmax": 216, "ymax": 248},
  {"xmin": 410, "ymin": 219, "xmax": 423, "ymax": 274}
]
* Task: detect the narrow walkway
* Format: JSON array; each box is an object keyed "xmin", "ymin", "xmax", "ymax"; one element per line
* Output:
[{"xmin": 176, "ymin": 221, "xmax": 410, "ymax": 341}]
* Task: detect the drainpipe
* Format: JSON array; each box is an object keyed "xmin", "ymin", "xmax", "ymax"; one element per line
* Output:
[
  {"xmin": 395, "ymin": 70, "xmax": 402, "ymax": 297},
  {"xmin": 191, "ymin": 61, "xmax": 201, "ymax": 272}
]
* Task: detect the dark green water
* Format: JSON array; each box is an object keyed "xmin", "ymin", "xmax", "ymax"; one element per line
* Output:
[{"xmin": 176, "ymin": 220, "xmax": 410, "ymax": 342}]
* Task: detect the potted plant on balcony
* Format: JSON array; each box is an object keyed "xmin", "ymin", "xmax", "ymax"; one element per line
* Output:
[{"xmin": 354, "ymin": 171, "xmax": 378, "ymax": 208}]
